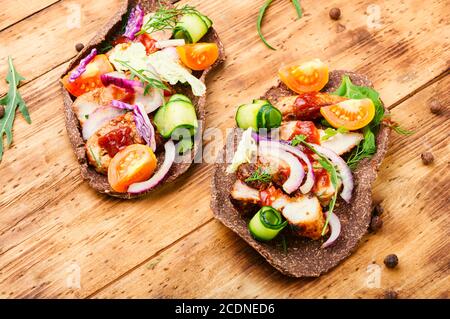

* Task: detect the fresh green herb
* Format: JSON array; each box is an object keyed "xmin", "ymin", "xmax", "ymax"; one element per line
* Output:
[
  {"xmin": 0, "ymin": 56, "xmax": 31, "ymax": 163},
  {"xmin": 320, "ymin": 118, "xmax": 333, "ymax": 128},
  {"xmin": 84, "ymin": 114, "xmax": 89, "ymax": 119},
  {"xmin": 245, "ymin": 167, "xmax": 272, "ymax": 184},
  {"xmin": 137, "ymin": 4, "xmax": 200, "ymax": 36},
  {"xmin": 114, "ymin": 59, "xmax": 168, "ymax": 93},
  {"xmin": 257, "ymin": 0, "xmax": 276, "ymax": 50},
  {"xmin": 345, "ymin": 126, "xmax": 376, "ymax": 170},
  {"xmin": 291, "ymin": 0, "xmax": 303, "ymax": 19},
  {"xmin": 382, "ymin": 115, "xmax": 414, "ymax": 136},
  {"xmin": 291, "ymin": 134, "xmax": 339, "ymax": 235},
  {"xmin": 97, "ymin": 40, "xmax": 113, "ymax": 54},
  {"xmin": 89, "ymin": 146, "xmax": 101, "ymax": 167},
  {"xmin": 321, "ymin": 127, "xmax": 348, "ymax": 141}
]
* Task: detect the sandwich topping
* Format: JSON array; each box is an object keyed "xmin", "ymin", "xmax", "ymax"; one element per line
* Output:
[
  {"xmin": 61, "ymin": 3, "xmax": 218, "ymax": 194},
  {"xmin": 227, "ymin": 59, "xmax": 385, "ymax": 248}
]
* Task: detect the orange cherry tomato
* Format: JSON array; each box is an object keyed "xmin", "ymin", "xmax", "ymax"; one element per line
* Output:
[
  {"xmin": 278, "ymin": 59, "xmax": 329, "ymax": 94},
  {"xmin": 320, "ymin": 98, "xmax": 376, "ymax": 131},
  {"xmin": 176, "ymin": 43, "xmax": 219, "ymax": 71},
  {"xmin": 108, "ymin": 144, "xmax": 157, "ymax": 193},
  {"xmin": 61, "ymin": 54, "xmax": 114, "ymax": 97}
]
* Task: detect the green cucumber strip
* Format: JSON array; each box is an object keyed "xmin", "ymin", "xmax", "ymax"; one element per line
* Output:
[
  {"xmin": 257, "ymin": 103, "xmax": 282, "ymax": 129},
  {"xmin": 199, "ymin": 14, "xmax": 213, "ymax": 28},
  {"xmin": 174, "ymin": 13, "xmax": 208, "ymax": 43},
  {"xmin": 235, "ymin": 103, "xmax": 261, "ymax": 130},
  {"xmin": 175, "ymin": 138, "xmax": 194, "ymax": 154},
  {"xmin": 169, "ymin": 93, "xmax": 192, "ymax": 104},
  {"xmin": 154, "ymin": 100, "xmax": 198, "ymax": 138},
  {"xmin": 248, "ymin": 206, "xmax": 287, "ymax": 241}
]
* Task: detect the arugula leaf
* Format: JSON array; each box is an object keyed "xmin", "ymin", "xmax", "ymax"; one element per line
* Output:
[
  {"xmin": 245, "ymin": 167, "xmax": 272, "ymax": 184},
  {"xmin": 290, "ymin": 134, "xmax": 339, "ymax": 235},
  {"xmin": 346, "ymin": 126, "xmax": 376, "ymax": 169},
  {"xmin": 321, "ymin": 127, "xmax": 348, "ymax": 141},
  {"xmin": 89, "ymin": 146, "xmax": 101, "ymax": 167},
  {"xmin": 0, "ymin": 56, "xmax": 31, "ymax": 162},
  {"xmin": 257, "ymin": 0, "xmax": 276, "ymax": 50},
  {"xmin": 291, "ymin": 0, "xmax": 303, "ymax": 19}
]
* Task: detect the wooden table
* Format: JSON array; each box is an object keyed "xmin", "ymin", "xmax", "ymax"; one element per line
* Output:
[{"xmin": 0, "ymin": 0, "xmax": 448, "ymax": 299}]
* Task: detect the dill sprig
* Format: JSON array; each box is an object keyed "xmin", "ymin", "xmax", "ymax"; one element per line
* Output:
[
  {"xmin": 245, "ymin": 167, "xmax": 272, "ymax": 184},
  {"xmin": 136, "ymin": 4, "xmax": 200, "ymax": 36}
]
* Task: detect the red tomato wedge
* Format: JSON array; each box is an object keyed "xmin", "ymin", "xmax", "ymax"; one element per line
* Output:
[
  {"xmin": 278, "ymin": 59, "xmax": 329, "ymax": 94},
  {"xmin": 177, "ymin": 43, "xmax": 219, "ymax": 71},
  {"xmin": 62, "ymin": 54, "xmax": 113, "ymax": 97},
  {"xmin": 108, "ymin": 144, "xmax": 157, "ymax": 193},
  {"xmin": 320, "ymin": 98, "xmax": 376, "ymax": 130}
]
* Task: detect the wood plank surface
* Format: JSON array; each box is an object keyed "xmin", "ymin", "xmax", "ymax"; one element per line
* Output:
[
  {"xmin": 95, "ymin": 76, "xmax": 450, "ymax": 298},
  {"xmin": 0, "ymin": 0, "xmax": 59, "ymax": 31},
  {"xmin": 0, "ymin": 0, "xmax": 448, "ymax": 298}
]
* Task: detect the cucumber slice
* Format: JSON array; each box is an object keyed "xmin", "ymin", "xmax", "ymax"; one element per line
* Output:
[
  {"xmin": 199, "ymin": 14, "xmax": 213, "ymax": 29},
  {"xmin": 169, "ymin": 93, "xmax": 192, "ymax": 104},
  {"xmin": 235, "ymin": 103, "xmax": 261, "ymax": 130},
  {"xmin": 257, "ymin": 103, "xmax": 282, "ymax": 129},
  {"xmin": 174, "ymin": 13, "xmax": 209, "ymax": 43},
  {"xmin": 248, "ymin": 207, "xmax": 287, "ymax": 241},
  {"xmin": 154, "ymin": 100, "xmax": 198, "ymax": 138}
]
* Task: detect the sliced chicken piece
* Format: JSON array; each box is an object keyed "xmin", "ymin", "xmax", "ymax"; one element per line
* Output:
[
  {"xmin": 86, "ymin": 112, "xmax": 144, "ymax": 174},
  {"xmin": 72, "ymin": 86, "xmax": 135, "ymax": 125},
  {"xmin": 282, "ymin": 195, "xmax": 325, "ymax": 240},
  {"xmin": 230, "ymin": 180, "xmax": 260, "ymax": 204},
  {"xmin": 273, "ymin": 92, "xmax": 347, "ymax": 121},
  {"xmin": 319, "ymin": 130, "xmax": 363, "ymax": 155},
  {"xmin": 312, "ymin": 166, "xmax": 339, "ymax": 206}
]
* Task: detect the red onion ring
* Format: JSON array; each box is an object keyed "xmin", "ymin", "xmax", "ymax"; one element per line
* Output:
[
  {"xmin": 321, "ymin": 212, "xmax": 341, "ymax": 248},
  {"xmin": 127, "ymin": 140, "xmax": 176, "ymax": 194}
]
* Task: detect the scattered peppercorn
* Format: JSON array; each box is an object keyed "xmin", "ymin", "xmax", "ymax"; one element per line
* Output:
[
  {"xmin": 370, "ymin": 215, "xmax": 383, "ymax": 232},
  {"xmin": 75, "ymin": 43, "xmax": 85, "ymax": 52},
  {"xmin": 429, "ymin": 99, "xmax": 442, "ymax": 114},
  {"xmin": 421, "ymin": 152, "xmax": 434, "ymax": 165},
  {"xmin": 0, "ymin": 105, "xmax": 4, "ymax": 119},
  {"xmin": 329, "ymin": 8, "xmax": 341, "ymax": 20},
  {"xmin": 383, "ymin": 290, "xmax": 398, "ymax": 299},
  {"xmin": 384, "ymin": 254, "xmax": 399, "ymax": 268},
  {"xmin": 372, "ymin": 203, "xmax": 384, "ymax": 216}
]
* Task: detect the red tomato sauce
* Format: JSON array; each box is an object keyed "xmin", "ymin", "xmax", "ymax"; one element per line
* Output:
[{"xmin": 98, "ymin": 126, "xmax": 134, "ymax": 157}]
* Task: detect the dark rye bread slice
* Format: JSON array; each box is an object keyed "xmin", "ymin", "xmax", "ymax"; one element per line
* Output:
[
  {"xmin": 60, "ymin": 0, "xmax": 225, "ymax": 199},
  {"xmin": 211, "ymin": 70, "xmax": 391, "ymax": 277}
]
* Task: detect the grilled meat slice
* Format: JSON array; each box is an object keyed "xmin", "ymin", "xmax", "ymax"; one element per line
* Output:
[
  {"xmin": 85, "ymin": 112, "xmax": 144, "ymax": 174},
  {"xmin": 319, "ymin": 130, "xmax": 363, "ymax": 155},
  {"xmin": 274, "ymin": 92, "xmax": 347, "ymax": 121},
  {"xmin": 236, "ymin": 163, "xmax": 270, "ymax": 190},
  {"xmin": 312, "ymin": 166, "xmax": 339, "ymax": 206},
  {"xmin": 230, "ymin": 180, "xmax": 260, "ymax": 204}
]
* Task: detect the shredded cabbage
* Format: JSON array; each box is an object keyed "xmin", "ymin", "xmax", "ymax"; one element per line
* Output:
[
  {"xmin": 147, "ymin": 49, "xmax": 206, "ymax": 96},
  {"xmin": 226, "ymin": 128, "xmax": 258, "ymax": 173}
]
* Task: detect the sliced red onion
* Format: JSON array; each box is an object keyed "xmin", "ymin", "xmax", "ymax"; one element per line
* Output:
[
  {"xmin": 127, "ymin": 140, "xmax": 176, "ymax": 194},
  {"xmin": 321, "ymin": 212, "xmax": 341, "ymax": 248},
  {"xmin": 69, "ymin": 48, "xmax": 97, "ymax": 82},
  {"xmin": 101, "ymin": 73, "xmax": 143, "ymax": 92},
  {"xmin": 124, "ymin": 4, "xmax": 144, "ymax": 40},
  {"xmin": 259, "ymin": 145, "xmax": 304, "ymax": 194},
  {"xmin": 82, "ymin": 106, "xmax": 125, "ymax": 140},
  {"xmin": 259, "ymin": 139, "xmax": 315, "ymax": 194},
  {"xmin": 134, "ymin": 103, "xmax": 156, "ymax": 151},
  {"xmin": 155, "ymin": 39, "xmax": 186, "ymax": 49},
  {"xmin": 310, "ymin": 144, "xmax": 354, "ymax": 203}
]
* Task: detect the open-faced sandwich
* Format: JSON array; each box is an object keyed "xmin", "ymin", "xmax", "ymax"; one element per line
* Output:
[
  {"xmin": 211, "ymin": 59, "xmax": 391, "ymax": 277},
  {"xmin": 61, "ymin": 0, "xmax": 224, "ymax": 198}
]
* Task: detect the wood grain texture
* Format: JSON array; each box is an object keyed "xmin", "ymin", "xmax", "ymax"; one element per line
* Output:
[
  {"xmin": 95, "ymin": 76, "xmax": 450, "ymax": 299},
  {"xmin": 0, "ymin": 0, "xmax": 59, "ymax": 31},
  {"xmin": 0, "ymin": 0, "xmax": 449, "ymax": 298}
]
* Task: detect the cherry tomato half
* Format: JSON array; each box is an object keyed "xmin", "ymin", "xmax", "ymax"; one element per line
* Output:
[
  {"xmin": 108, "ymin": 144, "xmax": 157, "ymax": 193},
  {"xmin": 278, "ymin": 59, "xmax": 329, "ymax": 94},
  {"xmin": 61, "ymin": 54, "xmax": 113, "ymax": 97},
  {"xmin": 176, "ymin": 43, "xmax": 219, "ymax": 71},
  {"xmin": 320, "ymin": 98, "xmax": 376, "ymax": 131}
]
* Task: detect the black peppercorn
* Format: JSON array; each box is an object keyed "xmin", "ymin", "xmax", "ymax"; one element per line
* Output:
[
  {"xmin": 384, "ymin": 254, "xmax": 399, "ymax": 268},
  {"xmin": 75, "ymin": 43, "xmax": 85, "ymax": 52},
  {"xmin": 383, "ymin": 290, "xmax": 398, "ymax": 299},
  {"xmin": 429, "ymin": 99, "xmax": 442, "ymax": 114},
  {"xmin": 421, "ymin": 152, "xmax": 434, "ymax": 165},
  {"xmin": 0, "ymin": 105, "xmax": 4, "ymax": 119},
  {"xmin": 329, "ymin": 8, "xmax": 341, "ymax": 20},
  {"xmin": 370, "ymin": 215, "xmax": 383, "ymax": 232}
]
